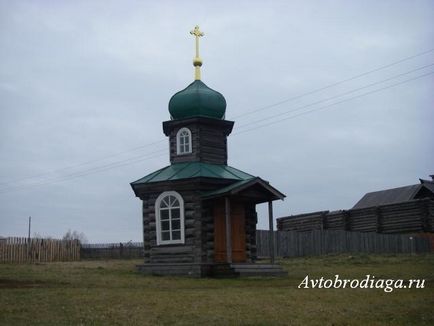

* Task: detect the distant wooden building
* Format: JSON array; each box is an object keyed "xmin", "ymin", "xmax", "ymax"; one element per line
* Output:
[
  {"xmin": 352, "ymin": 176, "xmax": 434, "ymax": 209},
  {"xmin": 131, "ymin": 26, "xmax": 285, "ymax": 277}
]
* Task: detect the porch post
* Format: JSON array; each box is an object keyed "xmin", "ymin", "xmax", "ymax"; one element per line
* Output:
[
  {"xmin": 225, "ymin": 197, "xmax": 232, "ymax": 263},
  {"xmin": 268, "ymin": 200, "xmax": 275, "ymax": 264}
]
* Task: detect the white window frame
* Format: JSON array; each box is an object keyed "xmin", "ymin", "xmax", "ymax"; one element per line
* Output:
[
  {"xmin": 176, "ymin": 127, "xmax": 192, "ymax": 155},
  {"xmin": 155, "ymin": 191, "xmax": 185, "ymax": 245}
]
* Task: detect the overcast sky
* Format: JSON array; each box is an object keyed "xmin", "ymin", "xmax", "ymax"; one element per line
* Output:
[{"xmin": 1, "ymin": 1, "xmax": 433, "ymax": 242}]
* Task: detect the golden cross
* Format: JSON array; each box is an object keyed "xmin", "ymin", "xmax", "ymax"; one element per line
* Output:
[
  {"xmin": 190, "ymin": 25, "xmax": 204, "ymax": 80},
  {"xmin": 190, "ymin": 25, "xmax": 204, "ymax": 58}
]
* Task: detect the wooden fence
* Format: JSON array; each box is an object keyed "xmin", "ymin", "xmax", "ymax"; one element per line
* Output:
[
  {"xmin": 277, "ymin": 198, "xmax": 434, "ymax": 234},
  {"xmin": 80, "ymin": 242, "xmax": 143, "ymax": 259},
  {"xmin": 256, "ymin": 230, "xmax": 432, "ymax": 258},
  {"xmin": 79, "ymin": 230, "xmax": 432, "ymax": 260},
  {"xmin": 0, "ymin": 237, "xmax": 80, "ymax": 263}
]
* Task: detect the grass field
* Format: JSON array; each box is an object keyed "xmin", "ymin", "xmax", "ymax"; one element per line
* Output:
[{"xmin": 0, "ymin": 254, "xmax": 433, "ymax": 325}]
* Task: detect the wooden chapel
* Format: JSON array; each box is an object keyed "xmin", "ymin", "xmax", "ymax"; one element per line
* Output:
[{"xmin": 131, "ymin": 26, "xmax": 286, "ymax": 277}]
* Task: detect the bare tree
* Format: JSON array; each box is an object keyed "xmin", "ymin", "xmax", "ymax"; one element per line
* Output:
[{"xmin": 62, "ymin": 229, "xmax": 88, "ymax": 244}]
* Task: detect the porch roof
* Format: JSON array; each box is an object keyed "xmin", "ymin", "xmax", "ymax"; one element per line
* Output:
[{"xmin": 201, "ymin": 177, "xmax": 285, "ymax": 203}]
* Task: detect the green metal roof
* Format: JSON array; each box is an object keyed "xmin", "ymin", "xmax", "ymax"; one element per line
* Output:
[
  {"xmin": 168, "ymin": 80, "xmax": 226, "ymax": 120},
  {"xmin": 131, "ymin": 162, "xmax": 254, "ymax": 185}
]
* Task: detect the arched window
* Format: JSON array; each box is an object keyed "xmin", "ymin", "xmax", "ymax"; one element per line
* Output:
[
  {"xmin": 176, "ymin": 128, "xmax": 192, "ymax": 155},
  {"xmin": 155, "ymin": 191, "xmax": 185, "ymax": 245}
]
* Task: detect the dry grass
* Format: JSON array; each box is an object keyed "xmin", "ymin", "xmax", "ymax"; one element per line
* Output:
[{"xmin": 0, "ymin": 254, "xmax": 433, "ymax": 325}]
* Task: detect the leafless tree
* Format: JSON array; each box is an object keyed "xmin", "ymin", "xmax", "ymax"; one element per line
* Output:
[{"xmin": 62, "ymin": 229, "xmax": 88, "ymax": 244}]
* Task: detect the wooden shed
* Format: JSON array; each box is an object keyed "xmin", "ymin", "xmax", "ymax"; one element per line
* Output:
[{"xmin": 131, "ymin": 26, "xmax": 286, "ymax": 277}]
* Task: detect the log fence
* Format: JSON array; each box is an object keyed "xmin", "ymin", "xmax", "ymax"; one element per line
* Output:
[{"xmin": 277, "ymin": 198, "xmax": 434, "ymax": 234}]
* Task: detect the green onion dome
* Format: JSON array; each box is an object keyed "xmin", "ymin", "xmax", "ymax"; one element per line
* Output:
[{"xmin": 169, "ymin": 80, "xmax": 226, "ymax": 120}]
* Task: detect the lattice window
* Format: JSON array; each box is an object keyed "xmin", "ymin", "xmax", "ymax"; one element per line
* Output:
[
  {"xmin": 155, "ymin": 191, "xmax": 185, "ymax": 245},
  {"xmin": 176, "ymin": 128, "xmax": 192, "ymax": 155}
]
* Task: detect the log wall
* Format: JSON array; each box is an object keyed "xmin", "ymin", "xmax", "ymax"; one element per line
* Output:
[
  {"xmin": 141, "ymin": 188, "xmax": 202, "ymax": 264},
  {"xmin": 163, "ymin": 118, "xmax": 234, "ymax": 165},
  {"xmin": 168, "ymin": 123, "xmax": 229, "ymax": 164}
]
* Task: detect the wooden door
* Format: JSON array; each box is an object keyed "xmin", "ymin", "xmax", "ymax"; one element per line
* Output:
[
  {"xmin": 231, "ymin": 203, "xmax": 246, "ymax": 262},
  {"xmin": 213, "ymin": 199, "xmax": 247, "ymax": 263},
  {"xmin": 214, "ymin": 200, "xmax": 226, "ymax": 262}
]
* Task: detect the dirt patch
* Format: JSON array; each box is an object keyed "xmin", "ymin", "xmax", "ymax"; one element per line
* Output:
[{"xmin": 0, "ymin": 278, "xmax": 58, "ymax": 289}]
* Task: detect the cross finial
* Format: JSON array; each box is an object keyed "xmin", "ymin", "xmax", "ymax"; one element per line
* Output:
[
  {"xmin": 190, "ymin": 25, "xmax": 204, "ymax": 39},
  {"xmin": 190, "ymin": 25, "xmax": 204, "ymax": 80}
]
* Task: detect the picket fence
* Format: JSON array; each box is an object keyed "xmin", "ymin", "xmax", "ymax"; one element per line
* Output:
[{"xmin": 0, "ymin": 237, "xmax": 80, "ymax": 263}]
